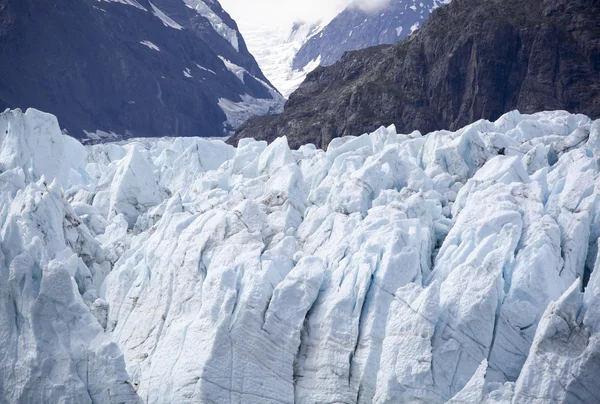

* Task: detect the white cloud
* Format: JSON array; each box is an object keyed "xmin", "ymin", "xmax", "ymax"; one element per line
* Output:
[{"xmin": 220, "ymin": 0, "xmax": 391, "ymax": 29}]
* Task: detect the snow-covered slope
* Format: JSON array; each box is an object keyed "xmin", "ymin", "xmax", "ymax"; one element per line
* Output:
[
  {"xmin": 240, "ymin": 22, "xmax": 325, "ymax": 98},
  {"xmin": 2, "ymin": 107, "xmax": 600, "ymax": 403}
]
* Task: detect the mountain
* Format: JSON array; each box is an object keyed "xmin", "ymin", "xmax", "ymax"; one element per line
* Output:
[
  {"xmin": 0, "ymin": 0, "xmax": 283, "ymax": 140},
  {"xmin": 292, "ymin": 0, "xmax": 451, "ymax": 71},
  {"xmin": 241, "ymin": 1, "xmax": 448, "ymax": 99},
  {"xmin": 231, "ymin": 0, "xmax": 600, "ymax": 149},
  {"xmin": 2, "ymin": 106, "xmax": 600, "ymax": 403}
]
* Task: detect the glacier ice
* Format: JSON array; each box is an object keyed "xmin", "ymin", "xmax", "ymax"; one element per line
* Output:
[
  {"xmin": 1, "ymin": 107, "xmax": 600, "ymax": 403},
  {"xmin": 240, "ymin": 22, "xmax": 327, "ymax": 98},
  {"xmin": 216, "ymin": 57, "xmax": 285, "ymax": 131}
]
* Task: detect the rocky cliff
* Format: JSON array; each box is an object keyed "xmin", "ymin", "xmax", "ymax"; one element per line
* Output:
[{"xmin": 231, "ymin": 0, "xmax": 600, "ymax": 149}]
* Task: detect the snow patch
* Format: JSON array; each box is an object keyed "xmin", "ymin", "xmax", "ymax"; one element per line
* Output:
[
  {"xmin": 218, "ymin": 56, "xmax": 246, "ymax": 83},
  {"xmin": 410, "ymin": 22, "xmax": 420, "ymax": 34},
  {"xmin": 195, "ymin": 63, "xmax": 216, "ymax": 75},
  {"xmin": 139, "ymin": 40, "xmax": 160, "ymax": 51},
  {"xmin": 218, "ymin": 93, "xmax": 283, "ymax": 131},
  {"xmin": 216, "ymin": 56, "xmax": 285, "ymax": 128},
  {"xmin": 95, "ymin": 0, "xmax": 147, "ymax": 11},
  {"xmin": 149, "ymin": 2, "xmax": 183, "ymax": 30}
]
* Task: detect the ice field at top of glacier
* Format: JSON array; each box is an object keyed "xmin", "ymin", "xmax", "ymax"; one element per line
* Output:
[{"xmin": 1, "ymin": 107, "xmax": 600, "ymax": 403}]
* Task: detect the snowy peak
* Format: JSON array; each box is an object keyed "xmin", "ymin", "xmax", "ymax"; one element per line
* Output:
[
  {"xmin": 292, "ymin": 0, "xmax": 450, "ymax": 70},
  {"xmin": 0, "ymin": 0, "xmax": 283, "ymax": 140}
]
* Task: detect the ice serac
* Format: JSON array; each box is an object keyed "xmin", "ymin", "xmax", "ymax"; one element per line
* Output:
[
  {"xmin": 108, "ymin": 146, "xmax": 162, "ymax": 227},
  {"xmin": 2, "ymin": 107, "xmax": 600, "ymax": 403},
  {"xmin": 512, "ymin": 258, "xmax": 600, "ymax": 403},
  {"xmin": 0, "ymin": 108, "xmax": 87, "ymax": 187},
  {"xmin": 374, "ymin": 281, "xmax": 441, "ymax": 402},
  {"xmin": 0, "ymin": 109, "xmax": 140, "ymax": 403}
]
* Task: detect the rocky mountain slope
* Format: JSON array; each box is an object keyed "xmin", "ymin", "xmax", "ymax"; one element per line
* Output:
[
  {"xmin": 2, "ymin": 107, "xmax": 600, "ymax": 403},
  {"xmin": 0, "ymin": 0, "xmax": 283, "ymax": 140},
  {"xmin": 292, "ymin": 0, "xmax": 450, "ymax": 70},
  {"xmin": 240, "ymin": 0, "xmax": 448, "ymax": 99},
  {"xmin": 231, "ymin": 0, "xmax": 600, "ymax": 149}
]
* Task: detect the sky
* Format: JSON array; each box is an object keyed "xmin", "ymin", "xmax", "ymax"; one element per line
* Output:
[{"xmin": 219, "ymin": 0, "xmax": 389, "ymax": 29}]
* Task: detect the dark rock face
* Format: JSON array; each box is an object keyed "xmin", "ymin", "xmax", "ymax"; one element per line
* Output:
[
  {"xmin": 0, "ymin": 0, "xmax": 282, "ymax": 140},
  {"xmin": 293, "ymin": 0, "xmax": 449, "ymax": 70},
  {"xmin": 231, "ymin": 0, "xmax": 600, "ymax": 149}
]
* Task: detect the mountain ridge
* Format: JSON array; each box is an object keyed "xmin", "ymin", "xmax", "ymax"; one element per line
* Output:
[
  {"xmin": 292, "ymin": 0, "xmax": 450, "ymax": 71},
  {"xmin": 231, "ymin": 0, "xmax": 600, "ymax": 149},
  {"xmin": 240, "ymin": 0, "xmax": 447, "ymax": 99}
]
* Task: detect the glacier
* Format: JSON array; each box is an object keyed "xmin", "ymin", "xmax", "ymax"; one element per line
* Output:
[
  {"xmin": 241, "ymin": 22, "xmax": 326, "ymax": 98},
  {"xmin": 1, "ymin": 107, "xmax": 600, "ymax": 403}
]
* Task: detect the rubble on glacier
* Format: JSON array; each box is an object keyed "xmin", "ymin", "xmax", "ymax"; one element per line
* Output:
[{"xmin": 1, "ymin": 107, "xmax": 600, "ymax": 403}]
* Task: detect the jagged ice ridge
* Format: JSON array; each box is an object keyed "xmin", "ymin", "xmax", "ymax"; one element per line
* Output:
[{"xmin": 1, "ymin": 107, "xmax": 600, "ymax": 403}]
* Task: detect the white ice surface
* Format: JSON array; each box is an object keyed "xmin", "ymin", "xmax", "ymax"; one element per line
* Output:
[{"xmin": 1, "ymin": 107, "xmax": 600, "ymax": 403}]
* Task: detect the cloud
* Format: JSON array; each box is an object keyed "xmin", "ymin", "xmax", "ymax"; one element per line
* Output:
[
  {"xmin": 219, "ymin": 0, "xmax": 392, "ymax": 29},
  {"xmin": 220, "ymin": 0, "xmax": 347, "ymax": 28},
  {"xmin": 351, "ymin": 0, "xmax": 391, "ymax": 13}
]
